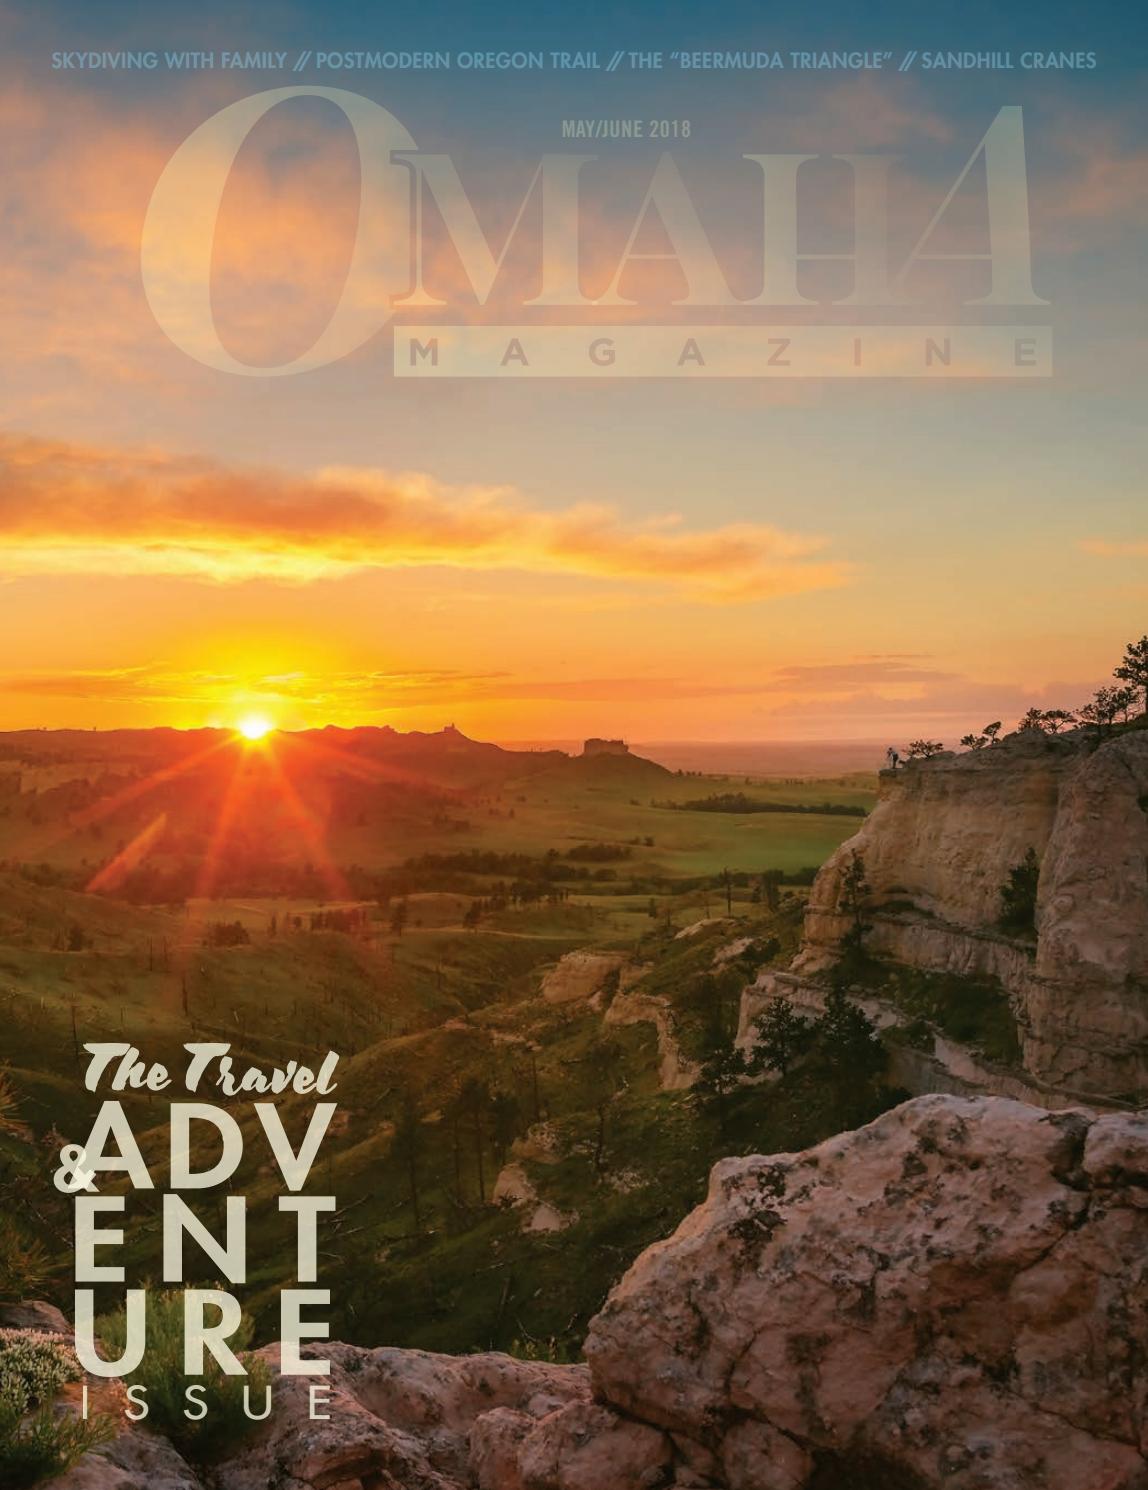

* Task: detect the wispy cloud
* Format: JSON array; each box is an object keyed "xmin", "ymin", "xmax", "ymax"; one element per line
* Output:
[
  {"xmin": 1032, "ymin": 111, "xmax": 1148, "ymax": 243},
  {"xmin": 0, "ymin": 77, "xmax": 366, "ymax": 384},
  {"xmin": 1079, "ymin": 537, "xmax": 1148, "ymax": 558},
  {"xmin": 0, "ymin": 433, "xmax": 852, "ymax": 601},
  {"xmin": 0, "ymin": 664, "xmax": 791, "ymax": 712},
  {"xmin": 770, "ymin": 658, "xmax": 959, "ymax": 693},
  {"xmin": 0, "ymin": 657, "xmax": 1109, "ymax": 744}
]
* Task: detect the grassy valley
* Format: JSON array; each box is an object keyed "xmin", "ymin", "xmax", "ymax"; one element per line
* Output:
[{"xmin": 0, "ymin": 726, "xmax": 882, "ymax": 1359}]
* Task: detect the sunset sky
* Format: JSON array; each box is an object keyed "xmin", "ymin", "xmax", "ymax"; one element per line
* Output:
[{"xmin": 0, "ymin": 0, "xmax": 1144, "ymax": 743}]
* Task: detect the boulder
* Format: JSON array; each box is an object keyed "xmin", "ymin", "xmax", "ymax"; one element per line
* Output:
[
  {"xmin": 0, "ymin": 1299, "xmax": 71, "ymax": 1333},
  {"xmin": 38, "ymin": 1426, "xmax": 204, "ymax": 1490},
  {"xmin": 514, "ymin": 1400, "xmax": 673, "ymax": 1489},
  {"xmin": 213, "ymin": 1343, "xmax": 591, "ymax": 1490},
  {"xmin": 584, "ymin": 1094, "xmax": 1148, "ymax": 1490},
  {"xmin": 492, "ymin": 1161, "xmax": 577, "ymax": 1233},
  {"xmin": 35, "ymin": 1097, "xmax": 1148, "ymax": 1490}
]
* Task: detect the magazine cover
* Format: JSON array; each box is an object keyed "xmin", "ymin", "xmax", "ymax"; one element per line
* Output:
[{"xmin": 0, "ymin": 2, "xmax": 1144, "ymax": 1487}]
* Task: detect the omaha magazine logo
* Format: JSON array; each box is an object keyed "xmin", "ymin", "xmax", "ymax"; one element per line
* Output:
[{"xmin": 142, "ymin": 87, "xmax": 1051, "ymax": 380}]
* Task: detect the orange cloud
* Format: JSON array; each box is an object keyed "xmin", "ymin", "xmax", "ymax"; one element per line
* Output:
[
  {"xmin": 0, "ymin": 76, "xmax": 374, "ymax": 388},
  {"xmin": 771, "ymin": 659, "xmax": 959, "ymax": 693},
  {"xmin": 1080, "ymin": 538, "xmax": 1148, "ymax": 558},
  {"xmin": 1034, "ymin": 113, "xmax": 1148, "ymax": 239},
  {"xmin": 0, "ymin": 65, "xmax": 1141, "ymax": 440},
  {"xmin": 0, "ymin": 658, "xmax": 1109, "ymax": 747},
  {"xmin": 786, "ymin": 76, "xmax": 955, "ymax": 150},
  {"xmin": 0, "ymin": 664, "xmax": 779, "ymax": 711},
  {"xmin": 0, "ymin": 432, "xmax": 851, "ymax": 601}
]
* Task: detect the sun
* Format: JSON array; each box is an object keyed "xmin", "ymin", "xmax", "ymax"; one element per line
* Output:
[{"xmin": 236, "ymin": 714, "xmax": 275, "ymax": 742}]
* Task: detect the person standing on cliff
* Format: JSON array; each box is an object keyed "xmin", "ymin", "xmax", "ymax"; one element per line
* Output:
[{"xmin": 885, "ymin": 747, "xmax": 900, "ymax": 771}]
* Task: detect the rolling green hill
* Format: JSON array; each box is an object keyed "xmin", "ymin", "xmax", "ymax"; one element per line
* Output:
[{"xmin": 0, "ymin": 726, "xmax": 882, "ymax": 1357}]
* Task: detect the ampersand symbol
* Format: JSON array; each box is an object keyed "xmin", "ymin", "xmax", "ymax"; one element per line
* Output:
[{"xmin": 53, "ymin": 1144, "xmax": 97, "ymax": 1194}]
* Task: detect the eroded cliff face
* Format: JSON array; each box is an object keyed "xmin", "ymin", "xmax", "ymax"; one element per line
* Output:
[
  {"xmin": 746, "ymin": 730, "xmax": 1148, "ymax": 1103},
  {"xmin": 1031, "ymin": 734, "xmax": 1148, "ymax": 1094}
]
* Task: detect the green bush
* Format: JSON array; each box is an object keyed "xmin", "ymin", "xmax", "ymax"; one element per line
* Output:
[
  {"xmin": 98, "ymin": 1289, "xmax": 271, "ymax": 1463},
  {"xmin": 507, "ymin": 1333, "xmax": 580, "ymax": 1364},
  {"xmin": 0, "ymin": 1328, "xmax": 115, "ymax": 1489},
  {"xmin": 0, "ymin": 1397, "xmax": 116, "ymax": 1489},
  {"xmin": 0, "ymin": 1329, "xmax": 82, "ymax": 1405},
  {"xmin": 0, "ymin": 1223, "xmax": 58, "ymax": 1307},
  {"xmin": 884, "ymin": 968, "xmax": 1022, "ymax": 1067}
]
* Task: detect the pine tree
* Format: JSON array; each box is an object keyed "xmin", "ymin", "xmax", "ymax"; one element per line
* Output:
[
  {"xmin": 1115, "ymin": 635, "xmax": 1148, "ymax": 715},
  {"xmin": 750, "ymin": 997, "xmax": 812, "ymax": 1078},
  {"xmin": 458, "ymin": 1076, "xmax": 490, "ymax": 1202},
  {"xmin": 391, "ymin": 1090, "xmax": 425, "ymax": 1233},
  {"xmin": 816, "ymin": 986, "xmax": 884, "ymax": 1079},
  {"xmin": 813, "ymin": 986, "xmax": 886, "ymax": 1127},
  {"xmin": 839, "ymin": 852, "xmax": 871, "ymax": 962},
  {"xmin": 693, "ymin": 1042, "xmax": 747, "ymax": 1137},
  {"xmin": 585, "ymin": 1036, "xmax": 625, "ymax": 1174},
  {"xmin": 490, "ymin": 1090, "xmax": 522, "ymax": 1164}
]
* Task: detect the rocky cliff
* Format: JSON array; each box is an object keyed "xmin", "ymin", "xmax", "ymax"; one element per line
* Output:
[
  {"xmin": 741, "ymin": 729, "xmax": 1148, "ymax": 1105},
  {"xmin": 44, "ymin": 1095, "xmax": 1148, "ymax": 1490}
]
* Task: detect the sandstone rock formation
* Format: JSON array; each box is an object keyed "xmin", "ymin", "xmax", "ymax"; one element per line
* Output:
[
  {"xmin": 492, "ymin": 1159, "xmax": 577, "ymax": 1232},
  {"xmin": 742, "ymin": 730, "xmax": 1148, "ymax": 1103},
  {"xmin": 605, "ymin": 989, "xmax": 698, "ymax": 1091},
  {"xmin": 45, "ymin": 1095, "xmax": 1147, "ymax": 1490},
  {"xmin": 584, "ymin": 1094, "xmax": 1148, "ymax": 1490},
  {"xmin": 0, "ymin": 1299, "xmax": 70, "ymax": 1333},
  {"xmin": 582, "ymin": 738, "xmax": 631, "ymax": 758},
  {"xmin": 540, "ymin": 951, "xmax": 637, "ymax": 1005},
  {"xmin": 539, "ymin": 952, "xmax": 694, "ymax": 1089},
  {"xmin": 48, "ymin": 1428, "xmax": 204, "ymax": 1490},
  {"xmin": 214, "ymin": 1346, "xmax": 593, "ymax": 1490},
  {"xmin": 675, "ymin": 918, "xmax": 735, "ymax": 942}
]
